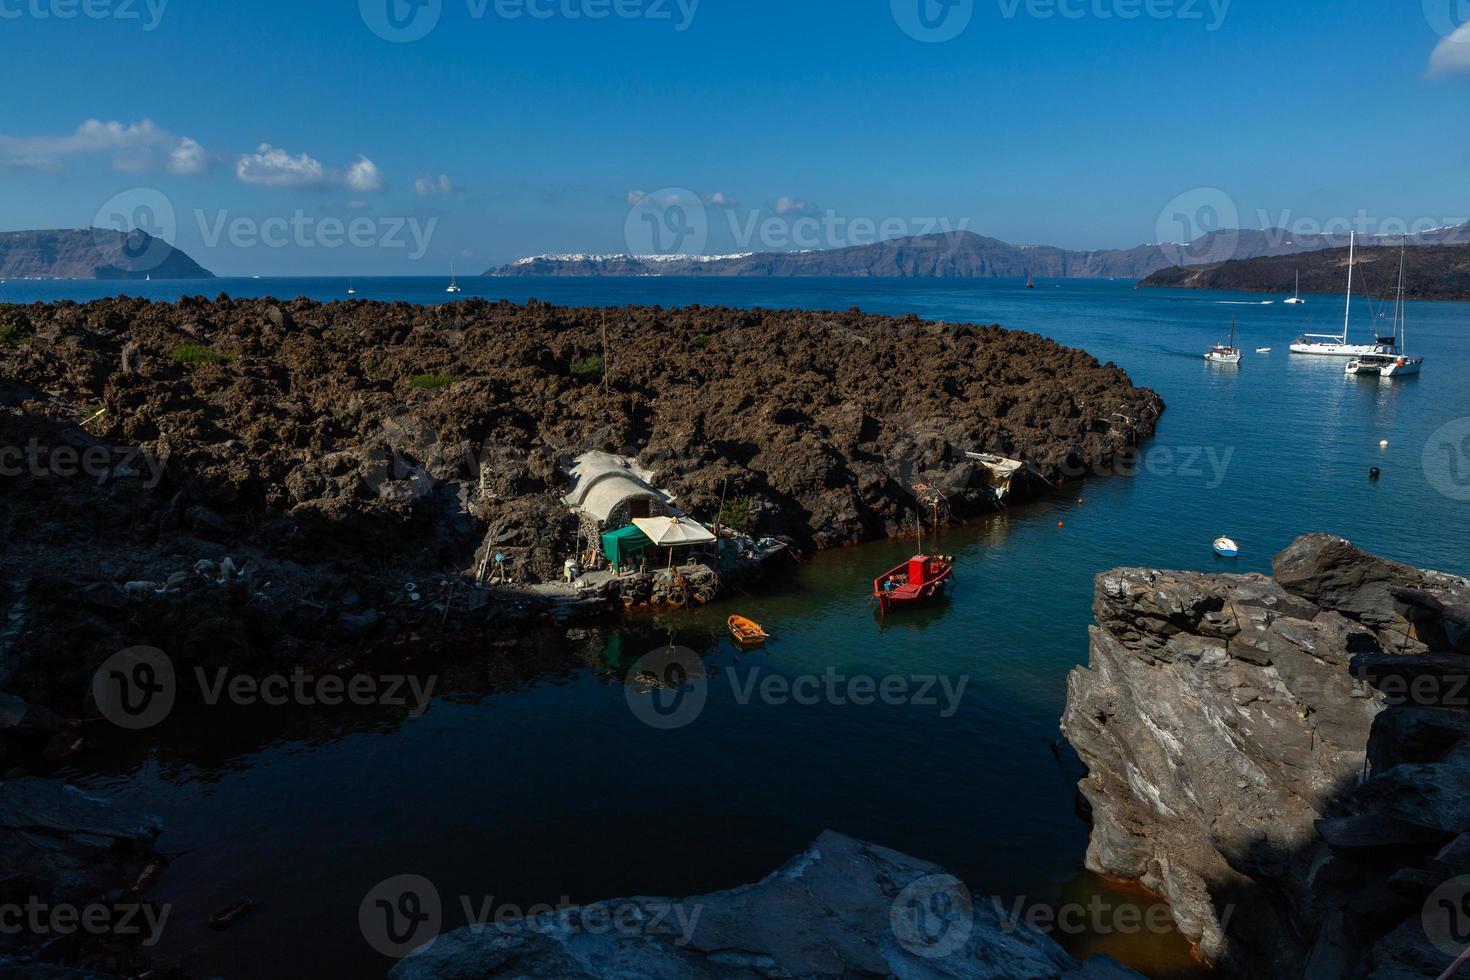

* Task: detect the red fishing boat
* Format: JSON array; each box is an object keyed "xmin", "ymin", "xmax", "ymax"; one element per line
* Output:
[{"xmin": 872, "ymin": 554, "xmax": 955, "ymax": 614}]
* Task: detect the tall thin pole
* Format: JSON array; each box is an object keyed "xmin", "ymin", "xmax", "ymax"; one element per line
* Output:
[{"xmin": 1342, "ymin": 231, "xmax": 1356, "ymax": 343}]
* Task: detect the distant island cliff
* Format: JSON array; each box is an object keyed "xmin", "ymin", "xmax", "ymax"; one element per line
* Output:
[
  {"xmin": 488, "ymin": 224, "xmax": 1470, "ymax": 281},
  {"xmin": 0, "ymin": 229, "xmax": 214, "ymax": 281},
  {"xmin": 1139, "ymin": 243, "xmax": 1470, "ymax": 301}
]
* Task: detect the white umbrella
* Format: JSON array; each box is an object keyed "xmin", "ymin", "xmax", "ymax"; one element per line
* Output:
[{"xmin": 631, "ymin": 516, "xmax": 716, "ymax": 547}]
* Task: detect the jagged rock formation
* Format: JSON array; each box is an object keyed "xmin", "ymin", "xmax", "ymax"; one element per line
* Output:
[
  {"xmin": 1, "ymin": 296, "xmax": 1159, "ymax": 714},
  {"xmin": 0, "ymin": 778, "xmax": 165, "ymax": 976},
  {"xmin": 390, "ymin": 830, "xmax": 1139, "ymax": 979},
  {"xmin": 1063, "ymin": 534, "xmax": 1470, "ymax": 977},
  {"xmin": 0, "ymin": 229, "xmax": 214, "ymax": 280}
]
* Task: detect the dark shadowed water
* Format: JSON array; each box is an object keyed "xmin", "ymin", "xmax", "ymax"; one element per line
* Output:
[{"xmin": 20, "ymin": 276, "xmax": 1467, "ymax": 978}]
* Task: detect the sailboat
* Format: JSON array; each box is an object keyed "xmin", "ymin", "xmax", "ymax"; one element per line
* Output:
[
  {"xmin": 1025, "ymin": 272, "xmax": 1035, "ymax": 290},
  {"xmin": 1205, "ymin": 317, "xmax": 1243, "ymax": 364},
  {"xmin": 1290, "ymin": 232, "xmax": 1379, "ymax": 356},
  {"xmin": 347, "ymin": 277, "xmax": 356, "ymax": 295},
  {"xmin": 446, "ymin": 264, "xmax": 462, "ymax": 294},
  {"xmin": 1284, "ymin": 269, "xmax": 1306, "ymax": 305},
  {"xmin": 1345, "ymin": 249, "xmax": 1424, "ymax": 378}
]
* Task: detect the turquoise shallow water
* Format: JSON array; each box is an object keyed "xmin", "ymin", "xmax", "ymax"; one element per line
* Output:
[{"xmin": 23, "ymin": 276, "xmax": 1467, "ymax": 978}]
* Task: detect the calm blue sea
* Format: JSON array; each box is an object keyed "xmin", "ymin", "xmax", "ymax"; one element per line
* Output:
[{"xmin": 25, "ymin": 276, "xmax": 1466, "ymax": 979}]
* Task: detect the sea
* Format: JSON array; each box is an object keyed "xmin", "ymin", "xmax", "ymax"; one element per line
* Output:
[{"xmin": 9, "ymin": 275, "xmax": 1466, "ymax": 978}]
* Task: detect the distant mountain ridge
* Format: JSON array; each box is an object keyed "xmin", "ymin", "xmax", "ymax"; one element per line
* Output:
[
  {"xmin": 1140, "ymin": 242, "xmax": 1470, "ymax": 301},
  {"xmin": 0, "ymin": 229, "xmax": 214, "ymax": 280},
  {"xmin": 488, "ymin": 224, "xmax": 1470, "ymax": 280}
]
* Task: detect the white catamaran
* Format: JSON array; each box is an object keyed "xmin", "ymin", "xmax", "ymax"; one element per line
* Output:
[
  {"xmin": 1345, "ymin": 248, "xmax": 1424, "ymax": 379},
  {"xmin": 1290, "ymin": 232, "xmax": 1381, "ymax": 356}
]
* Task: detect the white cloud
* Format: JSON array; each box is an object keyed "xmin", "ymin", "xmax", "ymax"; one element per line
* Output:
[
  {"xmin": 236, "ymin": 144, "xmax": 329, "ymax": 188},
  {"xmin": 415, "ymin": 172, "xmax": 458, "ymax": 196},
  {"xmin": 707, "ymin": 191, "xmax": 738, "ymax": 208},
  {"xmin": 168, "ymin": 137, "xmax": 209, "ymax": 176},
  {"xmin": 1429, "ymin": 23, "xmax": 1470, "ymax": 76},
  {"xmin": 346, "ymin": 155, "xmax": 387, "ymax": 193},
  {"xmin": 626, "ymin": 189, "xmax": 649, "ymax": 207},
  {"xmin": 774, "ymin": 195, "xmax": 817, "ymax": 216},
  {"xmin": 0, "ymin": 118, "xmax": 210, "ymax": 173}
]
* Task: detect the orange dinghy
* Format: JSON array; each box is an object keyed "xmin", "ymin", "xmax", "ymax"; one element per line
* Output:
[{"xmin": 728, "ymin": 615, "xmax": 770, "ymax": 646}]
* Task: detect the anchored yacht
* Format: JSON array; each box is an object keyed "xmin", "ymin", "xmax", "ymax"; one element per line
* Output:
[
  {"xmin": 1346, "ymin": 249, "xmax": 1424, "ymax": 379},
  {"xmin": 1290, "ymin": 232, "xmax": 1380, "ymax": 356}
]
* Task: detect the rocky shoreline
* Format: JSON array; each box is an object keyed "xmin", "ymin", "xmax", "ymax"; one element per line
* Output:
[
  {"xmin": 0, "ymin": 296, "xmax": 1159, "ymax": 719},
  {"xmin": 1063, "ymin": 534, "xmax": 1470, "ymax": 977}
]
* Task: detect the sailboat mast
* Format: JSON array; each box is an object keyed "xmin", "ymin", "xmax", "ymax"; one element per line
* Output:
[
  {"xmin": 1397, "ymin": 247, "xmax": 1408, "ymax": 352},
  {"xmin": 1342, "ymin": 231, "xmax": 1355, "ymax": 343}
]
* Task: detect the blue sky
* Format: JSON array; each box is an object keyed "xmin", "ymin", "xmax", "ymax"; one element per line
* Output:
[{"xmin": 2, "ymin": 0, "xmax": 1467, "ymax": 275}]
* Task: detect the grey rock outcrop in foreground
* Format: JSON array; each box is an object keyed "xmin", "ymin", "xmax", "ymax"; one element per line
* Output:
[
  {"xmin": 391, "ymin": 830, "xmax": 1138, "ymax": 979},
  {"xmin": 1063, "ymin": 533, "xmax": 1470, "ymax": 978}
]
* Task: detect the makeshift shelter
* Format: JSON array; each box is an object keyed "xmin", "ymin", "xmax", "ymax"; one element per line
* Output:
[
  {"xmin": 563, "ymin": 452, "xmax": 677, "ymax": 531},
  {"xmin": 601, "ymin": 524, "xmax": 652, "ymax": 573}
]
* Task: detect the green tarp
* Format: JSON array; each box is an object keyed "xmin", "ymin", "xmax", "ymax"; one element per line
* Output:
[{"xmin": 601, "ymin": 524, "xmax": 652, "ymax": 572}]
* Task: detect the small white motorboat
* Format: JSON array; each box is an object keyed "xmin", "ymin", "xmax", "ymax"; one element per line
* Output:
[
  {"xmin": 1256, "ymin": 347, "xmax": 1272, "ymax": 353},
  {"xmin": 1214, "ymin": 536, "xmax": 1240, "ymax": 558}
]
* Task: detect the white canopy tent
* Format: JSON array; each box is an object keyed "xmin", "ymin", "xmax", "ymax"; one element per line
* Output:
[{"xmin": 631, "ymin": 516, "xmax": 717, "ymax": 547}]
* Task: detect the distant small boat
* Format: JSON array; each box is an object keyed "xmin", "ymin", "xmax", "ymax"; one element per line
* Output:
[
  {"xmin": 446, "ymin": 264, "xmax": 462, "ymax": 294},
  {"xmin": 347, "ymin": 277, "xmax": 356, "ymax": 295},
  {"xmin": 1214, "ymin": 537, "xmax": 1240, "ymax": 558},
  {"xmin": 873, "ymin": 554, "xmax": 955, "ymax": 614},
  {"xmin": 1256, "ymin": 347, "xmax": 1272, "ymax": 353},
  {"xmin": 1026, "ymin": 273, "xmax": 1035, "ymax": 290},
  {"xmin": 1284, "ymin": 270, "xmax": 1306, "ymax": 305},
  {"xmin": 1205, "ymin": 317, "xmax": 1243, "ymax": 365},
  {"xmin": 728, "ymin": 615, "xmax": 769, "ymax": 646}
]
